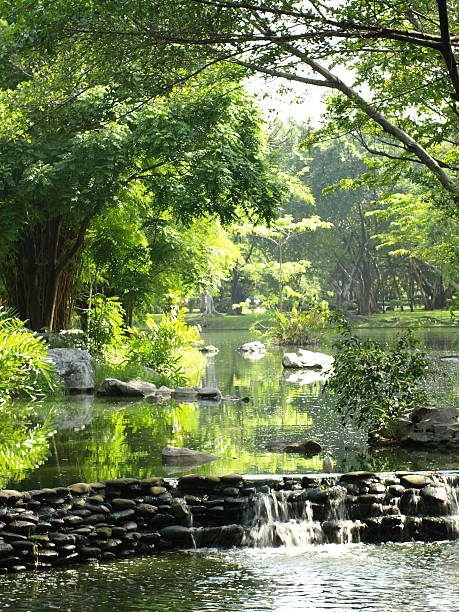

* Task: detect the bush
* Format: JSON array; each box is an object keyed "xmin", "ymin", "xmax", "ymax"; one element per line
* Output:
[
  {"xmin": 271, "ymin": 298, "xmax": 330, "ymax": 345},
  {"xmin": 86, "ymin": 295, "xmax": 126, "ymax": 360},
  {"xmin": 0, "ymin": 307, "xmax": 55, "ymax": 405},
  {"xmin": 325, "ymin": 321, "xmax": 429, "ymax": 432},
  {"xmin": 126, "ymin": 305, "xmax": 201, "ymax": 384}
]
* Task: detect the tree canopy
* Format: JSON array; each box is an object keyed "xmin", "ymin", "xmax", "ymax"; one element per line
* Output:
[{"xmin": 6, "ymin": 0, "xmax": 456, "ymax": 207}]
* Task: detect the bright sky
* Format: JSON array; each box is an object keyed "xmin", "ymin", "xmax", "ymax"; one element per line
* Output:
[{"xmin": 245, "ymin": 74, "xmax": 328, "ymax": 126}]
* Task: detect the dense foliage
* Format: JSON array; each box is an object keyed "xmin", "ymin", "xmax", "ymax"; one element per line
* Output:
[
  {"xmin": 325, "ymin": 322, "xmax": 430, "ymax": 432},
  {"xmin": 126, "ymin": 305, "xmax": 202, "ymax": 384},
  {"xmin": 270, "ymin": 299, "xmax": 331, "ymax": 346}
]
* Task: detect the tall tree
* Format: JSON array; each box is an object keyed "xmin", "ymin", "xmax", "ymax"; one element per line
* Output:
[
  {"xmin": 0, "ymin": 77, "xmax": 278, "ymax": 330},
  {"xmin": 16, "ymin": 0, "xmax": 457, "ymax": 206}
]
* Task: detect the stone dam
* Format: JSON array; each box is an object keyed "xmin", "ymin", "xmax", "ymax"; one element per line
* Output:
[{"xmin": 0, "ymin": 471, "xmax": 458, "ymax": 574}]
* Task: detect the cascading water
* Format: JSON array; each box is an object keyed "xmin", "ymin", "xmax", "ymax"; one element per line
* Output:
[
  {"xmin": 439, "ymin": 474, "xmax": 459, "ymax": 537},
  {"xmin": 243, "ymin": 486, "xmax": 361, "ymax": 547}
]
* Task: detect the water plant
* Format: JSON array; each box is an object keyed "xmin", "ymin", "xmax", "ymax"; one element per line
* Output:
[
  {"xmin": 126, "ymin": 305, "xmax": 202, "ymax": 384},
  {"xmin": 325, "ymin": 320, "xmax": 430, "ymax": 433}
]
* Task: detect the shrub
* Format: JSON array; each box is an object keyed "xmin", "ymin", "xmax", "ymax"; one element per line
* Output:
[
  {"xmin": 126, "ymin": 305, "xmax": 201, "ymax": 384},
  {"xmin": 325, "ymin": 321, "xmax": 429, "ymax": 432},
  {"xmin": 0, "ymin": 307, "xmax": 55, "ymax": 405},
  {"xmin": 86, "ymin": 295, "xmax": 126, "ymax": 360},
  {"xmin": 271, "ymin": 297, "xmax": 330, "ymax": 345}
]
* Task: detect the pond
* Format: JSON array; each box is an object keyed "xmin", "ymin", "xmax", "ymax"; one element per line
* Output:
[
  {"xmin": 7, "ymin": 327, "xmax": 459, "ymax": 491},
  {"xmin": 1, "ymin": 327, "xmax": 458, "ymax": 610}
]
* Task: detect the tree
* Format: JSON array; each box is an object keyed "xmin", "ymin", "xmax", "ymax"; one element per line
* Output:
[
  {"xmin": 0, "ymin": 75, "xmax": 278, "ymax": 330},
  {"xmin": 237, "ymin": 214, "xmax": 330, "ymax": 311},
  {"xmin": 20, "ymin": 0, "xmax": 457, "ymax": 206}
]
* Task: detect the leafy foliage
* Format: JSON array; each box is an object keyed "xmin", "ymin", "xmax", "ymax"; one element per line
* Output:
[
  {"xmin": 126, "ymin": 305, "xmax": 201, "ymax": 384},
  {"xmin": 325, "ymin": 321, "xmax": 430, "ymax": 432},
  {"xmin": 86, "ymin": 296, "xmax": 126, "ymax": 360},
  {"xmin": 271, "ymin": 298, "xmax": 331, "ymax": 346},
  {"xmin": 0, "ymin": 307, "xmax": 55, "ymax": 405}
]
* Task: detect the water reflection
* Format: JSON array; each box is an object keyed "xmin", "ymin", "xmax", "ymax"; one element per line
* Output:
[{"xmin": 7, "ymin": 328, "xmax": 459, "ymax": 490}]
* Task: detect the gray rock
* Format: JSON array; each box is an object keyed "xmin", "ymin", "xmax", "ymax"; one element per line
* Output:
[
  {"xmin": 161, "ymin": 445, "xmax": 218, "ymax": 466},
  {"xmin": 387, "ymin": 406, "xmax": 459, "ymax": 448},
  {"xmin": 199, "ymin": 345, "xmax": 219, "ymax": 354},
  {"xmin": 160, "ymin": 525, "xmax": 195, "ymax": 547},
  {"xmin": 400, "ymin": 474, "xmax": 428, "ymax": 489},
  {"xmin": 282, "ymin": 349, "xmax": 334, "ymax": 371},
  {"xmin": 145, "ymin": 385, "xmax": 173, "ymax": 404},
  {"xmin": 171, "ymin": 387, "xmax": 199, "ymax": 400},
  {"xmin": 267, "ymin": 439, "xmax": 323, "ymax": 455},
  {"xmin": 48, "ymin": 348, "xmax": 94, "ymax": 392},
  {"xmin": 197, "ymin": 387, "xmax": 222, "ymax": 400},
  {"xmin": 96, "ymin": 378, "xmax": 157, "ymax": 398},
  {"xmin": 421, "ymin": 486, "xmax": 448, "ymax": 503},
  {"xmin": 237, "ymin": 341, "xmax": 266, "ymax": 358}
]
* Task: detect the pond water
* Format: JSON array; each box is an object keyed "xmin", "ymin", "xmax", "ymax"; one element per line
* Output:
[
  {"xmin": 1, "ymin": 326, "xmax": 459, "ymax": 610},
  {"xmin": 0, "ymin": 541, "xmax": 459, "ymax": 611},
  {"xmin": 9, "ymin": 327, "xmax": 459, "ymax": 490}
]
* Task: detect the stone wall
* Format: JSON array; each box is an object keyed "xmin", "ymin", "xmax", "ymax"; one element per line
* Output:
[{"xmin": 0, "ymin": 471, "xmax": 458, "ymax": 574}]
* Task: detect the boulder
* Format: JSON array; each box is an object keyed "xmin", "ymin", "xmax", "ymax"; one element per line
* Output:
[
  {"xmin": 48, "ymin": 348, "xmax": 94, "ymax": 392},
  {"xmin": 96, "ymin": 378, "xmax": 157, "ymax": 398},
  {"xmin": 381, "ymin": 406, "xmax": 459, "ymax": 448},
  {"xmin": 267, "ymin": 439, "xmax": 323, "ymax": 455},
  {"xmin": 282, "ymin": 349, "xmax": 334, "ymax": 371},
  {"xmin": 197, "ymin": 387, "xmax": 222, "ymax": 401},
  {"xmin": 171, "ymin": 387, "xmax": 199, "ymax": 400},
  {"xmin": 237, "ymin": 341, "xmax": 266, "ymax": 358},
  {"xmin": 146, "ymin": 385, "xmax": 173, "ymax": 403},
  {"xmin": 161, "ymin": 445, "xmax": 218, "ymax": 466},
  {"xmin": 199, "ymin": 345, "xmax": 219, "ymax": 354}
]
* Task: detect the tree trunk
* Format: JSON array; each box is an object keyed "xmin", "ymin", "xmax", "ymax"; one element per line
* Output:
[
  {"xmin": 203, "ymin": 292, "xmax": 219, "ymax": 315},
  {"xmin": 2, "ymin": 217, "xmax": 90, "ymax": 331}
]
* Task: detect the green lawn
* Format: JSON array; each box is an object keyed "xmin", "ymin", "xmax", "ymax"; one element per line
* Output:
[
  {"xmin": 149, "ymin": 307, "xmax": 455, "ymax": 332},
  {"xmin": 184, "ymin": 308, "xmax": 270, "ymax": 330},
  {"xmin": 352, "ymin": 308, "xmax": 455, "ymax": 328}
]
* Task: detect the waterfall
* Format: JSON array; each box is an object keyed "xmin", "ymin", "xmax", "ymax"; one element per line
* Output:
[
  {"xmin": 440, "ymin": 474, "xmax": 459, "ymax": 538},
  {"xmin": 243, "ymin": 487, "xmax": 361, "ymax": 547}
]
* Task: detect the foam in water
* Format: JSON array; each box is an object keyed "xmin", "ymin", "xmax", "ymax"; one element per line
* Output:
[{"xmin": 244, "ymin": 488, "xmax": 361, "ymax": 548}]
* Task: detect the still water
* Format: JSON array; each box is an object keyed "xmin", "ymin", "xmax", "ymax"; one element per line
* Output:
[
  {"xmin": 9, "ymin": 328, "xmax": 459, "ymax": 490},
  {"xmin": 1, "ymin": 327, "xmax": 459, "ymax": 611}
]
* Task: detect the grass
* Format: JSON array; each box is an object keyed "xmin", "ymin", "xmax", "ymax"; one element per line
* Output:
[
  {"xmin": 147, "ymin": 308, "xmax": 271, "ymax": 331},
  {"xmin": 352, "ymin": 308, "xmax": 455, "ymax": 328},
  {"xmin": 145, "ymin": 306, "xmax": 456, "ymax": 335}
]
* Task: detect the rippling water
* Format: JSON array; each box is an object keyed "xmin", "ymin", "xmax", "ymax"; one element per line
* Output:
[{"xmin": 1, "ymin": 542, "xmax": 458, "ymax": 611}]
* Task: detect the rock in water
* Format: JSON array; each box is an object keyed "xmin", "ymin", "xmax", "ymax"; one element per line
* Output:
[
  {"xmin": 282, "ymin": 349, "xmax": 334, "ymax": 371},
  {"xmin": 197, "ymin": 387, "xmax": 222, "ymax": 400},
  {"xmin": 48, "ymin": 348, "xmax": 94, "ymax": 393},
  {"xmin": 171, "ymin": 387, "xmax": 199, "ymax": 400},
  {"xmin": 199, "ymin": 345, "xmax": 219, "ymax": 354},
  {"xmin": 377, "ymin": 406, "xmax": 459, "ymax": 448},
  {"xmin": 237, "ymin": 341, "xmax": 266, "ymax": 358},
  {"xmin": 161, "ymin": 445, "xmax": 218, "ymax": 466},
  {"xmin": 97, "ymin": 378, "xmax": 157, "ymax": 398},
  {"xmin": 267, "ymin": 439, "xmax": 323, "ymax": 455}
]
